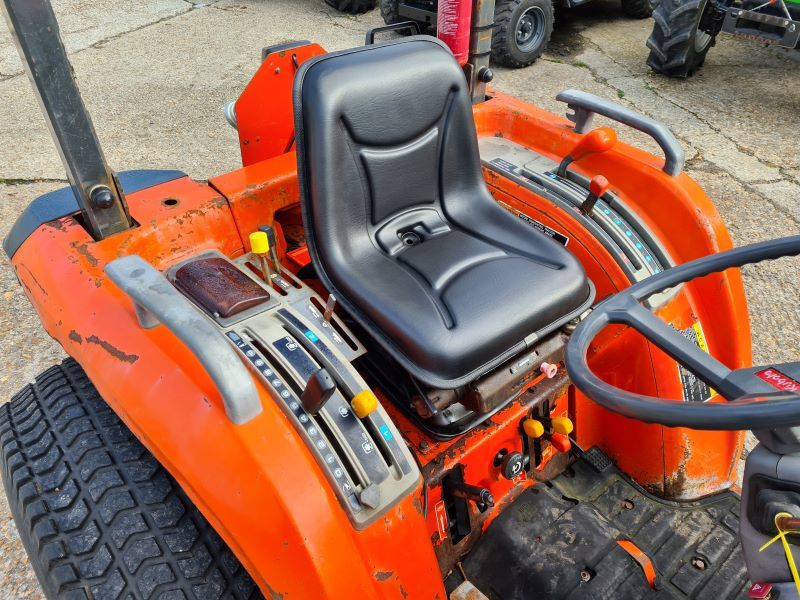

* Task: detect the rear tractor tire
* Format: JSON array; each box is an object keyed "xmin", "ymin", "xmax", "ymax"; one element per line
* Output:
[
  {"xmin": 621, "ymin": 0, "xmax": 654, "ymax": 18},
  {"xmin": 492, "ymin": 0, "xmax": 555, "ymax": 68},
  {"xmin": 324, "ymin": 0, "xmax": 377, "ymax": 14},
  {"xmin": 0, "ymin": 359, "xmax": 263, "ymax": 599},
  {"xmin": 647, "ymin": 0, "xmax": 717, "ymax": 77}
]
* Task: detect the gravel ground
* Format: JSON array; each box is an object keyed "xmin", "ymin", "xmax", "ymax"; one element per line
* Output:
[{"xmin": 0, "ymin": 0, "xmax": 798, "ymax": 596}]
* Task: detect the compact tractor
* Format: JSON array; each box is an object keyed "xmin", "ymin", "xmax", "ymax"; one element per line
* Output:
[
  {"xmin": 1, "ymin": 0, "xmax": 800, "ymax": 598},
  {"xmin": 647, "ymin": 0, "xmax": 800, "ymax": 77}
]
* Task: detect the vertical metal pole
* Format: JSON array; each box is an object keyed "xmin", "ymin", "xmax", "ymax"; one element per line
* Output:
[
  {"xmin": 469, "ymin": 0, "xmax": 496, "ymax": 104},
  {"xmin": 2, "ymin": 0, "xmax": 131, "ymax": 240}
]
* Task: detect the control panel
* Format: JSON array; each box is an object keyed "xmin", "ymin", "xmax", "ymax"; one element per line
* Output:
[{"xmin": 166, "ymin": 249, "xmax": 419, "ymax": 528}]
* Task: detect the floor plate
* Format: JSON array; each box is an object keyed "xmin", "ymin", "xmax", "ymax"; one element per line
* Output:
[{"xmin": 451, "ymin": 448, "xmax": 748, "ymax": 599}]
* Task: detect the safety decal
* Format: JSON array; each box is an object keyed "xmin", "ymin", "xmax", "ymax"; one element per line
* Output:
[
  {"xmin": 489, "ymin": 157, "xmax": 519, "ymax": 173},
  {"xmin": 755, "ymin": 368, "xmax": 800, "ymax": 393},
  {"xmin": 515, "ymin": 212, "xmax": 570, "ymax": 246},
  {"xmin": 678, "ymin": 322, "xmax": 715, "ymax": 403},
  {"xmin": 434, "ymin": 500, "xmax": 448, "ymax": 541}
]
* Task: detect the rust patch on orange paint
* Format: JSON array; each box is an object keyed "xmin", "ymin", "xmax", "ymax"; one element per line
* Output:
[
  {"xmin": 85, "ymin": 335, "xmax": 138, "ymax": 364},
  {"xmin": 374, "ymin": 570, "xmax": 394, "ymax": 581},
  {"xmin": 68, "ymin": 330, "xmax": 83, "ymax": 344},
  {"xmin": 73, "ymin": 242, "xmax": 99, "ymax": 267}
]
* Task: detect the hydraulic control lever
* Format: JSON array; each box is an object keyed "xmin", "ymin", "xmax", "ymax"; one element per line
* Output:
[{"xmin": 556, "ymin": 127, "xmax": 618, "ymax": 178}]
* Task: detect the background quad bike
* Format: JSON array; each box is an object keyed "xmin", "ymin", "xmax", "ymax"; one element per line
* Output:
[
  {"xmin": 327, "ymin": 0, "xmax": 655, "ymax": 67},
  {"xmin": 647, "ymin": 0, "xmax": 800, "ymax": 77}
]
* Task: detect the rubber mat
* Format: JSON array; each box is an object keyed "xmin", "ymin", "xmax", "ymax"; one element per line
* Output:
[{"xmin": 452, "ymin": 448, "xmax": 748, "ymax": 599}]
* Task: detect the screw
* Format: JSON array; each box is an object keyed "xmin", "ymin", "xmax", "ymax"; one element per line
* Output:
[
  {"xmin": 90, "ymin": 186, "xmax": 114, "ymax": 209},
  {"xmin": 579, "ymin": 570, "xmax": 592, "ymax": 582},
  {"xmin": 691, "ymin": 557, "xmax": 707, "ymax": 571},
  {"xmin": 418, "ymin": 440, "xmax": 430, "ymax": 452}
]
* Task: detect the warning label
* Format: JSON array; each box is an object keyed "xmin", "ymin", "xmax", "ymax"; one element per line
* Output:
[
  {"xmin": 434, "ymin": 500, "xmax": 448, "ymax": 541},
  {"xmin": 516, "ymin": 212, "xmax": 570, "ymax": 246},
  {"xmin": 677, "ymin": 322, "xmax": 715, "ymax": 403}
]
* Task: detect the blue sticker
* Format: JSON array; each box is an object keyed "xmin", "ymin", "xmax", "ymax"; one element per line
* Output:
[
  {"xmin": 305, "ymin": 330, "xmax": 319, "ymax": 342},
  {"xmin": 379, "ymin": 424, "xmax": 393, "ymax": 441}
]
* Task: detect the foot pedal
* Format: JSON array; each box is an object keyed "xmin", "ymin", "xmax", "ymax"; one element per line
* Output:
[{"xmin": 584, "ymin": 446, "xmax": 613, "ymax": 473}]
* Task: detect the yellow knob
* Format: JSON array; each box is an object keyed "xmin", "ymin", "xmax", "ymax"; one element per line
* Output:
[
  {"xmin": 523, "ymin": 418, "xmax": 545, "ymax": 439},
  {"xmin": 551, "ymin": 416, "xmax": 574, "ymax": 436},
  {"xmin": 352, "ymin": 390, "xmax": 378, "ymax": 419},
  {"xmin": 249, "ymin": 231, "xmax": 270, "ymax": 255}
]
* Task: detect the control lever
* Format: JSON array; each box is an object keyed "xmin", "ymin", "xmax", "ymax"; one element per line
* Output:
[
  {"xmin": 258, "ymin": 224, "xmax": 281, "ymax": 274},
  {"xmin": 301, "ymin": 368, "xmax": 336, "ymax": 414},
  {"xmin": 580, "ymin": 175, "xmax": 610, "ymax": 216},
  {"xmin": 444, "ymin": 480, "xmax": 495, "ymax": 512},
  {"xmin": 249, "ymin": 231, "xmax": 273, "ymax": 283},
  {"xmin": 323, "ymin": 294, "xmax": 337, "ymax": 322},
  {"xmin": 556, "ymin": 127, "xmax": 617, "ymax": 178}
]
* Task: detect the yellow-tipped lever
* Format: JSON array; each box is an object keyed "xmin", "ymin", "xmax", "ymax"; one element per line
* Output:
[
  {"xmin": 551, "ymin": 416, "xmax": 574, "ymax": 436},
  {"xmin": 523, "ymin": 418, "xmax": 545, "ymax": 439},
  {"xmin": 249, "ymin": 231, "xmax": 272, "ymax": 283},
  {"xmin": 352, "ymin": 390, "xmax": 378, "ymax": 419}
]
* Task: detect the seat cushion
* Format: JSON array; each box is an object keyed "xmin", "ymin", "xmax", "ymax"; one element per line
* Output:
[{"xmin": 294, "ymin": 37, "xmax": 594, "ymax": 387}]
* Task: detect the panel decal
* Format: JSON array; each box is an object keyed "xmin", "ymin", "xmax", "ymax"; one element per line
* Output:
[{"xmin": 677, "ymin": 322, "xmax": 715, "ymax": 403}]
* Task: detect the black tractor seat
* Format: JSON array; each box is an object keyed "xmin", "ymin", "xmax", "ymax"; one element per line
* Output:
[{"xmin": 293, "ymin": 37, "xmax": 594, "ymax": 388}]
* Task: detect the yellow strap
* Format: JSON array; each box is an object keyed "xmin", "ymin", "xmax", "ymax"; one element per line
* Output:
[{"xmin": 759, "ymin": 512, "xmax": 800, "ymax": 596}]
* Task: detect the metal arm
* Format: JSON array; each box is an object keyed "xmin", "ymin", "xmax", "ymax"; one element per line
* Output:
[
  {"xmin": 556, "ymin": 89, "xmax": 685, "ymax": 177},
  {"xmin": 1, "ymin": 0, "xmax": 131, "ymax": 240},
  {"xmin": 105, "ymin": 256, "xmax": 262, "ymax": 425}
]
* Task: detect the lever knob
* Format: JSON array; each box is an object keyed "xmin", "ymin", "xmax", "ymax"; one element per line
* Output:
[
  {"xmin": 352, "ymin": 390, "xmax": 379, "ymax": 419},
  {"xmin": 301, "ymin": 368, "xmax": 336, "ymax": 415}
]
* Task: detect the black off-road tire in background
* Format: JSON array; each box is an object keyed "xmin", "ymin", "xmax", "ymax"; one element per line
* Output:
[
  {"xmin": 0, "ymin": 359, "xmax": 263, "ymax": 599},
  {"xmin": 379, "ymin": 0, "xmax": 403, "ymax": 22},
  {"xmin": 646, "ymin": 0, "xmax": 717, "ymax": 77},
  {"xmin": 621, "ymin": 0, "xmax": 654, "ymax": 18},
  {"xmin": 325, "ymin": 0, "xmax": 377, "ymax": 13},
  {"xmin": 492, "ymin": 0, "xmax": 555, "ymax": 68}
]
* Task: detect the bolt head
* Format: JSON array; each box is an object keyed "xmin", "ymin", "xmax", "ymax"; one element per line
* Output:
[{"xmin": 91, "ymin": 187, "xmax": 115, "ymax": 209}]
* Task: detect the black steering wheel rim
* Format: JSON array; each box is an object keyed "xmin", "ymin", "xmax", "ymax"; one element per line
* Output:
[{"xmin": 565, "ymin": 235, "xmax": 800, "ymax": 431}]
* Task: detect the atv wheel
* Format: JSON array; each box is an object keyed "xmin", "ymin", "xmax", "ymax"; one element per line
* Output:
[
  {"xmin": 492, "ymin": 0, "xmax": 555, "ymax": 68},
  {"xmin": 646, "ymin": 0, "xmax": 716, "ymax": 77},
  {"xmin": 621, "ymin": 0, "xmax": 654, "ymax": 18},
  {"xmin": 324, "ymin": 0, "xmax": 377, "ymax": 14},
  {"xmin": 0, "ymin": 359, "xmax": 262, "ymax": 599}
]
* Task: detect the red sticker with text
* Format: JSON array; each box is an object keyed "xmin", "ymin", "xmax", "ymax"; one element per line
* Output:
[
  {"xmin": 756, "ymin": 368, "xmax": 800, "ymax": 393},
  {"xmin": 434, "ymin": 500, "xmax": 448, "ymax": 541}
]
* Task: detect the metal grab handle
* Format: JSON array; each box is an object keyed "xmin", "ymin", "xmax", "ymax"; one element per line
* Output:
[
  {"xmin": 105, "ymin": 255, "xmax": 262, "ymax": 425},
  {"xmin": 365, "ymin": 22, "xmax": 421, "ymax": 45},
  {"xmin": 556, "ymin": 89, "xmax": 685, "ymax": 177}
]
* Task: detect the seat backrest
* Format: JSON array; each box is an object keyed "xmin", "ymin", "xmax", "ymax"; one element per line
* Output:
[{"xmin": 293, "ymin": 37, "xmax": 491, "ymax": 289}]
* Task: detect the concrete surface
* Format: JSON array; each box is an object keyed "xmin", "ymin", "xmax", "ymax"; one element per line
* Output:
[{"xmin": 0, "ymin": 0, "xmax": 797, "ymax": 595}]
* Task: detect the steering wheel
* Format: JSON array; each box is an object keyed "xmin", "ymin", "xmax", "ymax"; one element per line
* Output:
[{"xmin": 565, "ymin": 235, "xmax": 800, "ymax": 430}]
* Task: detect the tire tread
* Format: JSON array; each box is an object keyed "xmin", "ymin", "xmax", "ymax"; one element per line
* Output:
[{"xmin": 0, "ymin": 359, "xmax": 263, "ymax": 600}]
